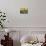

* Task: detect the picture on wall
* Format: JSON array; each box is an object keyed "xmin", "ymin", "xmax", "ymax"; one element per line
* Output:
[{"xmin": 20, "ymin": 8, "xmax": 28, "ymax": 14}]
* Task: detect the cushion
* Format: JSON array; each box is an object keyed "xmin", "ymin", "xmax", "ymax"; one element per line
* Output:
[{"xmin": 20, "ymin": 35, "xmax": 37, "ymax": 43}]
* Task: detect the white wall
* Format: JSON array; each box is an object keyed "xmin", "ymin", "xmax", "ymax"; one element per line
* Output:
[{"xmin": 0, "ymin": 0, "xmax": 46, "ymax": 27}]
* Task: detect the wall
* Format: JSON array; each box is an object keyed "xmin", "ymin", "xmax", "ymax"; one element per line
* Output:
[{"xmin": 0, "ymin": 0, "xmax": 46, "ymax": 27}]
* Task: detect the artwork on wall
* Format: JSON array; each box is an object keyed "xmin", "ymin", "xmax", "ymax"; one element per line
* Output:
[{"xmin": 20, "ymin": 8, "xmax": 28, "ymax": 14}]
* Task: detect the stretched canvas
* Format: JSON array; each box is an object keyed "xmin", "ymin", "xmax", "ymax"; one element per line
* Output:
[{"xmin": 20, "ymin": 8, "xmax": 28, "ymax": 14}]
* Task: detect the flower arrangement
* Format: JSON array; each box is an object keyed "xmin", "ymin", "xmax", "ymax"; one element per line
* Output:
[{"xmin": 0, "ymin": 10, "xmax": 6, "ymax": 28}]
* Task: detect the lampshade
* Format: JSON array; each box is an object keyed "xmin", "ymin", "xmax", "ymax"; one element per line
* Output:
[{"xmin": 5, "ymin": 29, "xmax": 10, "ymax": 33}]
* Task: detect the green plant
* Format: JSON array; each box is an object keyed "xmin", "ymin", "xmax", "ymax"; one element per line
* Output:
[{"xmin": 0, "ymin": 11, "xmax": 6, "ymax": 28}]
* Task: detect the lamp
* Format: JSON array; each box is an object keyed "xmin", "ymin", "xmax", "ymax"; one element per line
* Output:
[
  {"xmin": 5, "ymin": 29, "xmax": 9, "ymax": 33},
  {"xmin": 5, "ymin": 29, "xmax": 10, "ymax": 37}
]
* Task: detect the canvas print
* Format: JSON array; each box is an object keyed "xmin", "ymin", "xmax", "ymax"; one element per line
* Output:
[{"xmin": 20, "ymin": 8, "xmax": 28, "ymax": 14}]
